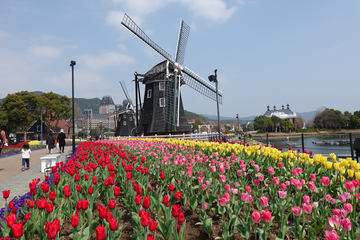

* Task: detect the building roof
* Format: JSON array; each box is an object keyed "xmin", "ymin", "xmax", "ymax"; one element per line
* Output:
[
  {"xmin": 143, "ymin": 60, "xmax": 174, "ymax": 83},
  {"xmin": 264, "ymin": 104, "xmax": 296, "ymax": 119},
  {"xmin": 100, "ymin": 96, "xmax": 115, "ymax": 105}
]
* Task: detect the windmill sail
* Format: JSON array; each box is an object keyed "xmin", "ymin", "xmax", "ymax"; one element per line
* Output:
[
  {"xmin": 175, "ymin": 20, "xmax": 190, "ymax": 66},
  {"xmin": 121, "ymin": 13, "xmax": 173, "ymax": 62}
]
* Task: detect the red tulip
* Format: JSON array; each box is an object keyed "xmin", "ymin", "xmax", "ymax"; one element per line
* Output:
[
  {"xmin": 96, "ymin": 225, "xmax": 106, "ymax": 240},
  {"xmin": 142, "ymin": 196, "xmax": 150, "ymax": 209},
  {"xmin": 172, "ymin": 204, "xmax": 181, "ymax": 217},
  {"xmin": 11, "ymin": 222, "xmax": 23, "ymax": 238},
  {"xmin": 134, "ymin": 195, "xmax": 142, "ymax": 206},
  {"xmin": 28, "ymin": 200, "xmax": 35, "ymax": 208},
  {"xmin": 109, "ymin": 217, "xmax": 118, "ymax": 231},
  {"xmin": 81, "ymin": 199, "xmax": 89, "ymax": 210},
  {"xmin": 92, "ymin": 176, "xmax": 97, "ymax": 184},
  {"xmin": 140, "ymin": 212, "xmax": 151, "ymax": 227},
  {"xmin": 88, "ymin": 186, "xmax": 94, "ymax": 195},
  {"xmin": 76, "ymin": 185, "xmax": 82, "ymax": 192},
  {"xmin": 174, "ymin": 192, "xmax": 183, "ymax": 200},
  {"xmin": 160, "ymin": 172, "xmax": 165, "ymax": 180},
  {"xmin": 64, "ymin": 185, "xmax": 71, "ymax": 199},
  {"xmin": 99, "ymin": 206, "xmax": 107, "ymax": 219},
  {"xmin": 113, "ymin": 186, "xmax": 120, "ymax": 196},
  {"xmin": 46, "ymin": 202, "xmax": 54, "ymax": 213},
  {"xmin": 41, "ymin": 182, "xmax": 49, "ymax": 193},
  {"xmin": 49, "ymin": 191, "xmax": 56, "ymax": 201},
  {"xmin": 178, "ymin": 211, "xmax": 185, "ymax": 225},
  {"xmin": 25, "ymin": 212, "xmax": 31, "ymax": 221},
  {"xmin": 147, "ymin": 235, "xmax": 155, "ymax": 240},
  {"xmin": 36, "ymin": 198, "xmax": 47, "ymax": 210},
  {"xmin": 71, "ymin": 215, "xmax": 79, "ymax": 228},
  {"xmin": 108, "ymin": 198, "xmax": 116, "ymax": 209},
  {"xmin": 169, "ymin": 184, "xmax": 175, "ymax": 191},
  {"xmin": 5, "ymin": 213, "xmax": 17, "ymax": 227},
  {"xmin": 2, "ymin": 190, "xmax": 10, "ymax": 199},
  {"xmin": 149, "ymin": 220, "xmax": 158, "ymax": 231}
]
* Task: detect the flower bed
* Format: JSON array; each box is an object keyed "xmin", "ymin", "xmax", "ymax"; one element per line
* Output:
[
  {"xmin": 0, "ymin": 139, "xmax": 359, "ymax": 239},
  {"xmin": 0, "ymin": 141, "xmax": 44, "ymax": 158}
]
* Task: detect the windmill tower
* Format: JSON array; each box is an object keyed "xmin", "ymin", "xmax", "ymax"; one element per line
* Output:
[
  {"xmin": 115, "ymin": 81, "xmax": 136, "ymax": 136},
  {"xmin": 121, "ymin": 14, "xmax": 223, "ymax": 135}
]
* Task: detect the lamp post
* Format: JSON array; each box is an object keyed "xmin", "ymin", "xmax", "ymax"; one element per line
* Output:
[
  {"xmin": 236, "ymin": 113, "xmax": 239, "ymax": 133},
  {"xmin": 208, "ymin": 69, "xmax": 220, "ymax": 140},
  {"xmin": 70, "ymin": 60, "xmax": 76, "ymax": 154}
]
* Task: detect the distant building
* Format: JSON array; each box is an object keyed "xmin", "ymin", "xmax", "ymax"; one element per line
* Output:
[
  {"xmin": 99, "ymin": 96, "xmax": 115, "ymax": 114},
  {"xmin": 264, "ymin": 104, "xmax": 297, "ymax": 123}
]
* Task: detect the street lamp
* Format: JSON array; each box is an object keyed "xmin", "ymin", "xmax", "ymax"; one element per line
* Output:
[
  {"xmin": 236, "ymin": 113, "xmax": 239, "ymax": 133},
  {"xmin": 70, "ymin": 60, "xmax": 76, "ymax": 154},
  {"xmin": 208, "ymin": 69, "xmax": 220, "ymax": 140}
]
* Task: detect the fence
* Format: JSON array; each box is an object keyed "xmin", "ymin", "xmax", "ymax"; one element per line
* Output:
[
  {"xmin": 252, "ymin": 132, "xmax": 360, "ymax": 161},
  {"xmin": 114, "ymin": 132, "xmax": 223, "ymax": 141}
]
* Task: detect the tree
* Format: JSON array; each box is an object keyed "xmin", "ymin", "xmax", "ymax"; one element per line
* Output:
[
  {"xmin": 193, "ymin": 119, "xmax": 204, "ymax": 131},
  {"xmin": 0, "ymin": 91, "xmax": 40, "ymax": 134},
  {"xmin": 39, "ymin": 92, "xmax": 72, "ymax": 129},
  {"xmin": 314, "ymin": 108, "xmax": 345, "ymax": 129},
  {"xmin": 254, "ymin": 116, "xmax": 273, "ymax": 132},
  {"xmin": 294, "ymin": 117, "xmax": 305, "ymax": 129}
]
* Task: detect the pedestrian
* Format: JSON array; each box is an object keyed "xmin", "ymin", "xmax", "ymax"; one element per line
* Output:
[
  {"xmin": 21, "ymin": 142, "xmax": 31, "ymax": 171},
  {"xmin": 0, "ymin": 127, "xmax": 6, "ymax": 154},
  {"xmin": 46, "ymin": 132, "xmax": 55, "ymax": 154},
  {"xmin": 57, "ymin": 129, "xmax": 66, "ymax": 153}
]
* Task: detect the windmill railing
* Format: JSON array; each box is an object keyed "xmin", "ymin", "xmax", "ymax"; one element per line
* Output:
[{"xmin": 113, "ymin": 133, "xmax": 220, "ymax": 141}]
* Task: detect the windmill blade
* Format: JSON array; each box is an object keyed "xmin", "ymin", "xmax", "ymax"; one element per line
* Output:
[
  {"xmin": 119, "ymin": 81, "xmax": 133, "ymax": 106},
  {"xmin": 175, "ymin": 20, "xmax": 190, "ymax": 65},
  {"xmin": 121, "ymin": 13, "xmax": 173, "ymax": 62},
  {"xmin": 182, "ymin": 66, "xmax": 223, "ymax": 103}
]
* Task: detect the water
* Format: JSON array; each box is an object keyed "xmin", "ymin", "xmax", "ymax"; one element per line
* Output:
[{"xmin": 253, "ymin": 133, "xmax": 360, "ymax": 157}]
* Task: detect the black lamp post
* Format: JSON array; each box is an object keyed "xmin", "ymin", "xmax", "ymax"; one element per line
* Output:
[
  {"xmin": 236, "ymin": 113, "xmax": 239, "ymax": 133},
  {"xmin": 208, "ymin": 69, "xmax": 220, "ymax": 140},
  {"xmin": 70, "ymin": 60, "xmax": 76, "ymax": 154}
]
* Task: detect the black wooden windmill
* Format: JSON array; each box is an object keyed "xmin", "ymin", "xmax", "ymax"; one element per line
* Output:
[
  {"xmin": 115, "ymin": 81, "xmax": 136, "ymax": 136},
  {"xmin": 121, "ymin": 13, "xmax": 223, "ymax": 135}
]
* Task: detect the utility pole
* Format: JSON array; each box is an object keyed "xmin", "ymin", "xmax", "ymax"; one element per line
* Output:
[
  {"xmin": 70, "ymin": 60, "xmax": 76, "ymax": 154},
  {"xmin": 208, "ymin": 69, "xmax": 220, "ymax": 140}
]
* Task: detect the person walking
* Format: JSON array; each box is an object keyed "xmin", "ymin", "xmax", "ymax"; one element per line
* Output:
[
  {"xmin": 21, "ymin": 142, "xmax": 31, "ymax": 171},
  {"xmin": 46, "ymin": 132, "xmax": 55, "ymax": 154},
  {"xmin": 0, "ymin": 127, "xmax": 6, "ymax": 154},
  {"xmin": 57, "ymin": 129, "xmax": 66, "ymax": 153}
]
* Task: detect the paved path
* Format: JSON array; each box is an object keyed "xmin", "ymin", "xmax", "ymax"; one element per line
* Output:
[{"xmin": 0, "ymin": 146, "xmax": 72, "ymax": 207}]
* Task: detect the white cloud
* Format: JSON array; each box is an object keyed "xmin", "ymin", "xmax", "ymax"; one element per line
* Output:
[
  {"xmin": 80, "ymin": 51, "xmax": 135, "ymax": 69},
  {"xmin": 28, "ymin": 45, "xmax": 62, "ymax": 58},
  {"xmin": 110, "ymin": 0, "xmax": 237, "ymax": 22},
  {"xmin": 181, "ymin": 0, "xmax": 236, "ymax": 22}
]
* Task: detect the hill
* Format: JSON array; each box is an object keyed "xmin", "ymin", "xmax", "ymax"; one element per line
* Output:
[
  {"xmin": 184, "ymin": 110, "xmax": 208, "ymax": 121},
  {"xmin": 74, "ymin": 97, "xmax": 102, "ymax": 114}
]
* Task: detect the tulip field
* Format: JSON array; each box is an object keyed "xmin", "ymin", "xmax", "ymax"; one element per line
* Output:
[{"xmin": 1, "ymin": 138, "xmax": 360, "ymax": 239}]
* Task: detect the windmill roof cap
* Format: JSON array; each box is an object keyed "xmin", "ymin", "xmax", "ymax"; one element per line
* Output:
[{"xmin": 143, "ymin": 60, "xmax": 174, "ymax": 83}]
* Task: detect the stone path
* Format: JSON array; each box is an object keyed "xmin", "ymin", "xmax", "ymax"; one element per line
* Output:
[{"xmin": 0, "ymin": 146, "xmax": 72, "ymax": 207}]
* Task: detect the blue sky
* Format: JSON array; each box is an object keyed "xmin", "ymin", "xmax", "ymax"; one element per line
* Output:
[{"xmin": 0, "ymin": 0, "xmax": 359, "ymax": 118}]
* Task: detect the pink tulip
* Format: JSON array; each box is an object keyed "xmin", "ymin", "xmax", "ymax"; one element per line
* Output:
[
  {"xmin": 267, "ymin": 167, "xmax": 275, "ymax": 175},
  {"xmin": 219, "ymin": 175, "xmax": 226, "ymax": 183},
  {"xmin": 328, "ymin": 215, "xmax": 340, "ymax": 228},
  {"xmin": 307, "ymin": 181, "xmax": 316, "ymax": 192},
  {"xmin": 344, "ymin": 180, "xmax": 355, "ymax": 192},
  {"xmin": 201, "ymin": 184, "xmax": 207, "ymax": 190},
  {"xmin": 324, "ymin": 230, "xmax": 339, "ymax": 240},
  {"xmin": 302, "ymin": 203, "xmax": 312, "ymax": 214},
  {"xmin": 203, "ymin": 203, "xmax": 208, "ymax": 209},
  {"xmin": 320, "ymin": 176, "xmax": 330, "ymax": 186},
  {"xmin": 251, "ymin": 210, "xmax": 261, "ymax": 223},
  {"xmin": 224, "ymin": 184, "xmax": 230, "ymax": 192},
  {"xmin": 291, "ymin": 206, "xmax": 301, "ymax": 216},
  {"xmin": 310, "ymin": 173, "xmax": 316, "ymax": 181},
  {"xmin": 344, "ymin": 203, "xmax": 352, "ymax": 213},
  {"xmin": 272, "ymin": 177, "xmax": 279, "ymax": 184},
  {"xmin": 340, "ymin": 218, "xmax": 351, "ymax": 231},
  {"xmin": 259, "ymin": 196, "xmax": 268, "ymax": 207},
  {"xmin": 278, "ymin": 191, "xmax": 287, "ymax": 199},
  {"xmin": 231, "ymin": 188, "xmax": 238, "ymax": 194},
  {"xmin": 302, "ymin": 195, "xmax": 310, "ymax": 203},
  {"xmin": 261, "ymin": 209, "xmax": 272, "ymax": 222}
]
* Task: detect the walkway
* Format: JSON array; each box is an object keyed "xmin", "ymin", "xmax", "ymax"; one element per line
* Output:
[{"xmin": 0, "ymin": 146, "xmax": 72, "ymax": 207}]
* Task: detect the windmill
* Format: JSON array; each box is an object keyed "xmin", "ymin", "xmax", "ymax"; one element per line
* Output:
[
  {"xmin": 121, "ymin": 13, "xmax": 223, "ymax": 135},
  {"xmin": 115, "ymin": 81, "xmax": 136, "ymax": 136}
]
